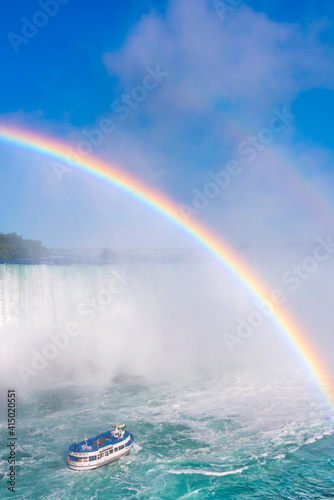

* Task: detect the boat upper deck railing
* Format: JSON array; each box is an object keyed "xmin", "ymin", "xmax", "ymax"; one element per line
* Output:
[{"xmin": 69, "ymin": 429, "xmax": 129, "ymax": 453}]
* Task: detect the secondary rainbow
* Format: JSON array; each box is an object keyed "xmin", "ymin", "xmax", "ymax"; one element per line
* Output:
[{"xmin": 0, "ymin": 123, "xmax": 333, "ymax": 410}]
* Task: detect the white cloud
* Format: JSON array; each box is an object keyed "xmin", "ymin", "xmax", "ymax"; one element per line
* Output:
[{"xmin": 103, "ymin": 0, "xmax": 334, "ymax": 118}]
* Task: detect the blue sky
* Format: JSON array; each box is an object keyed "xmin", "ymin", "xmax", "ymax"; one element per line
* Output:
[{"xmin": 1, "ymin": 0, "xmax": 334, "ymax": 248}]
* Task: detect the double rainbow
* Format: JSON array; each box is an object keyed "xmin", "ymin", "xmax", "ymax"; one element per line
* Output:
[{"xmin": 0, "ymin": 123, "xmax": 333, "ymax": 410}]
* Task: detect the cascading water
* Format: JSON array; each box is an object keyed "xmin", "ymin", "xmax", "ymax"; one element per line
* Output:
[{"xmin": 0, "ymin": 259, "xmax": 252, "ymax": 389}]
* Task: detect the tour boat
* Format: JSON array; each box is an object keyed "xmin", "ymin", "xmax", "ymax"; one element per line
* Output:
[{"xmin": 67, "ymin": 423, "xmax": 134, "ymax": 471}]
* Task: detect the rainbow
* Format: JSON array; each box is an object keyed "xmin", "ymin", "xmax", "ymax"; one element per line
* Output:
[{"xmin": 0, "ymin": 123, "xmax": 333, "ymax": 410}]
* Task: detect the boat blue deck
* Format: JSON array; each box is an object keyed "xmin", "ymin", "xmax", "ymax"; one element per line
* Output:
[{"xmin": 69, "ymin": 430, "xmax": 130, "ymax": 453}]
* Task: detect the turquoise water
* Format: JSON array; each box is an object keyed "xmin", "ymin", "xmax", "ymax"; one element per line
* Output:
[{"xmin": 1, "ymin": 370, "xmax": 334, "ymax": 499}]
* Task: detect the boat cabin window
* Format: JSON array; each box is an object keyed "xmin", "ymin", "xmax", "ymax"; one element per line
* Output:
[
  {"xmin": 119, "ymin": 445, "xmax": 124, "ymax": 450},
  {"xmin": 114, "ymin": 447, "xmax": 118, "ymax": 452},
  {"xmin": 69, "ymin": 456, "xmax": 88, "ymax": 462},
  {"xmin": 89, "ymin": 456, "xmax": 97, "ymax": 461}
]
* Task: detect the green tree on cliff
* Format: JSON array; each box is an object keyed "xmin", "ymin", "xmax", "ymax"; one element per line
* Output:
[{"xmin": 0, "ymin": 233, "xmax": 49, "ymax": 259}]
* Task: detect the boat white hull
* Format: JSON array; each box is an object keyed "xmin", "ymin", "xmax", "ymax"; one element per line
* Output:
[{"xmin": 68, "ymin": 442, "xmax": 133, "ymax": 471}]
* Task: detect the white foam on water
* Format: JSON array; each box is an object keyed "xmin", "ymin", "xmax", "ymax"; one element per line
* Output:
[
  {"xmin": 167, "ymin": 466, "xmax": 249, "ymax": 476},
  {"xmin": 179, "ymin": 488, "xmax": 205, "ymax": 499}
]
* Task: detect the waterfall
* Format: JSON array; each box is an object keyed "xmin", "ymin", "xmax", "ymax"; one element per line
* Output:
[
  {"xmin": 0, "ymin": 261, "xmax": 245, "ymax": 389},
  {"xmin": 1, "ymin": 249, "xmax": 328, "ymax": 390}
]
